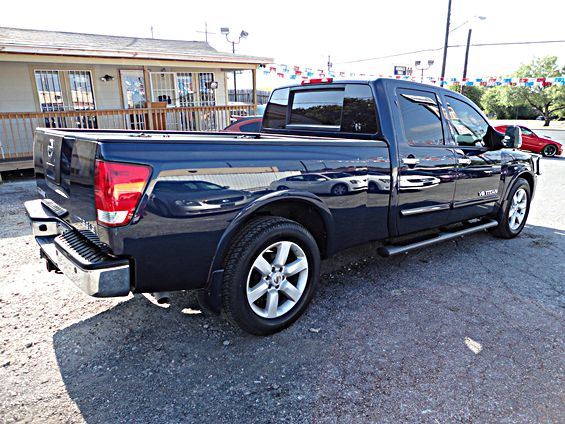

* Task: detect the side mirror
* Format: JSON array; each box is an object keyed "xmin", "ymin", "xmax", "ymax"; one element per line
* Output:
[{"xmin": 504, "ymin": 126, "xmax": 522, "ymax": 149}]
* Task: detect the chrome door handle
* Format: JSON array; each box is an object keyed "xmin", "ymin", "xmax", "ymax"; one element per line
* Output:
[
  {"xmin": 458, "ymin": 158, "xmax": 472, "ymax": 165},
  {"xmin": 402, "ymin": 157, "xmax": 420, "ymax": 166}
]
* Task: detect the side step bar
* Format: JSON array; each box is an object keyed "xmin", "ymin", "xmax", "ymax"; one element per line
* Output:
[{"xmin": 378, "ymin": 219, "xmax": 498, "ymax": 258}]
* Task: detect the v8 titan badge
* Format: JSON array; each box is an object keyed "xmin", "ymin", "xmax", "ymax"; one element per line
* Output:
[{"xmin": 478, "ymin": 189, "xmax": 498, "ymax": 197}]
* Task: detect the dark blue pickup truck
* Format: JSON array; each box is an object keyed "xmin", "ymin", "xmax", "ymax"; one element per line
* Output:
[{"xmin": 25, "ymin": 78, "xmax": 540, "ymax": 335}]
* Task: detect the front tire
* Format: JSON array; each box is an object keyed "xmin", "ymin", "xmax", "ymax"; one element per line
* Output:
[
  {"xmin": 491, "ymin": 177, "xmax": 531, "ymax": 238},
  {"xmin": 542, "ymin": 144, "xmax": 558, "ymax": 157},
  {"xmin": 222, "ymin": 216, "xmax": 320, "ymax": 335},
  {"xmin": 331, "ymin": 183, "xmax": 348, "ymax": 196}
]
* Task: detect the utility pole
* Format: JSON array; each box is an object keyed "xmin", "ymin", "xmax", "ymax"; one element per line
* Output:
[
  {"xmin": 327, "ymin": 55, "xmax": 333, "ymax": 74},
  {"xmin": 461, "ymin": 28, "xmax": 472, "ymax": 94},
  {"xmin": 150, "ymin": 26, "xmax": 154, "ymax": 39},
  {"xmin": 440, "ymin": 0, "xmax": 452, "ymax": 82}
]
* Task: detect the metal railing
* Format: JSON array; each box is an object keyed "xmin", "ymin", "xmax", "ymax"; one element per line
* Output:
[{"xmin": 0, "ymin": 104, "xmax": 256, "ymax": 160}]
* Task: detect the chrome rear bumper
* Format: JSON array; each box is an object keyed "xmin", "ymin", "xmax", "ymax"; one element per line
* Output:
[{"xmin": 24, "ymin": 199, "xmax": 131, "ymax": 297}]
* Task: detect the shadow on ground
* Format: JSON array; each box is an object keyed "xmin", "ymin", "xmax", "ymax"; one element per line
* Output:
[{"xmin": 53, "ymin": 224, "xmax": 564, "ymax": 423}]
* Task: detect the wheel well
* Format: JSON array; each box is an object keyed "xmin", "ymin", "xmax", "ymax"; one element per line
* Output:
[
  {"xmin": 249, "ymin": 200, "xmax": 328, "ymax": 257},
  {"xmin": 519, "ymin": 172, "xmax": 535, "ymax": 193}
]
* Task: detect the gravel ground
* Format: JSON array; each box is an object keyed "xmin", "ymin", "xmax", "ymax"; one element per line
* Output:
[{"xmin": 0, "ymin": 158, "xmax": 564, "ymax": 424}]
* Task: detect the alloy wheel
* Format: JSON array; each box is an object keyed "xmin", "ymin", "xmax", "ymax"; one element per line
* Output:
[
  {"xmin": 508, "ymin": 188, "xmax": 528, "ymax": 231},
  {"xmin": 246, "ymin": 241, "xmax": 309, "ymax": 319}
]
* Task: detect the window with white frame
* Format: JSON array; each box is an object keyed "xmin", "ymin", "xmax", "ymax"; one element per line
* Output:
[
  {"xmin": 199, "ymin": 72, "xmax": 216, "ymax": 106},
  {"xmin": 149, "ymin": 71, "xmax": 216, "ymax": 107},
  {"xmin": 177, "ymin": 72, "xmax": 195, "ymax": 106},
  {"xmin": 35, "ymin": 71, "xmax": 65, "ymax": 112},
  {"xmin": 34, "ymin": 70, "xmax": 96, "ymax": 111},
  {"xmin": 68, "ymin": 71, "xmax": 95, "ymax": 110}
]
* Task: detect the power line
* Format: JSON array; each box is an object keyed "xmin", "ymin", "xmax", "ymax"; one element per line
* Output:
[{"xmin": 336, "ymin": 39, "xmax": 565, "ymax": 65}]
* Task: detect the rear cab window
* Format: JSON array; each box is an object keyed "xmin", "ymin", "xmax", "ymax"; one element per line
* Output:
[
  {"xmin": 396, "ymin": 88, "xmax": 444, "ymax": 146},
  {"xmin": 263, "ymin": 84, "xmax": 378, "ymax": 135}
]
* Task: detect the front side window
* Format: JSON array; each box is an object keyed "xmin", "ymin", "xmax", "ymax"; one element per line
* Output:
[
  {"xmin": 397, "ymin": 88, "xmax": 444, "ymax": 146},
  {"xmin": 520, "ymin": 126, "xmax": 534, "ymax": 136},
  {"xmin": 445, "ymin": 96, "xmax": 489, "ymax": 146}
]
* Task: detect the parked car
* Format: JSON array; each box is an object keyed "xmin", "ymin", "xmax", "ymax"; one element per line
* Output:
[
  {"xmin": 25, "ymin": 78, "xmax": 539, "ymax": 335},
  {"xmin": 148, "ymin": 180, "xmax": 252, "ymax": 217},
  {"xmin": 269, "ymin": 172, "xmax": 366, "ymax": 195},
  {"xmin": 494, "ymin": 125, "xmax": 562, "ymax": 157},
  {"xmin": 223, "ymin": 116, "xmax": 262, "ymax": 133}
]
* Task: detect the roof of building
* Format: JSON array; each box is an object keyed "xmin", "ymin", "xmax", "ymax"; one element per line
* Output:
[{"xmin": 0, "ymin": 27, "xmax": 272, "ymax": 65}]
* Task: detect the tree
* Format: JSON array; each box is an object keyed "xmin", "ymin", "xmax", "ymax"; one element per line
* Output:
[{"xmin": 512, "ymin": 56, "xmax": 565, "ymax": 126}]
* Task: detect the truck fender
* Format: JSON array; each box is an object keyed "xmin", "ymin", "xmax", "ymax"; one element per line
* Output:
[{"xmin": 200, "ymin": 191, "xmax": 335, "ymax": 312}]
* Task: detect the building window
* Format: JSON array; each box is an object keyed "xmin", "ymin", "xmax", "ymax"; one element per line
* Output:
[
  {"xmin": 35, "ymin": 70, "xmax": 65, "ymax": 112},
  {"xmin": 177, "ymin": 72, "xmax": 195, "ymax": 106},
  {"xmin": 149, "ymin": 71, "xmax": 216, "ymax": 107},
  {"xmin": 68, "ymin": 71, "xmax": 95, "ymax": 110},
  {"xmin": 199, "ymin": 72, "xmax": 216, "ymax": 106},
  {"xmin": 34, "ymin": 70, "xmax": 95, "ymax": 111}
]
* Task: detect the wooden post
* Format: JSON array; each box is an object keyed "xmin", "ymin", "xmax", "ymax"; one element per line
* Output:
[{"xmin": 252, "ymin": 68, "xmax": 258, "ymax": 114}]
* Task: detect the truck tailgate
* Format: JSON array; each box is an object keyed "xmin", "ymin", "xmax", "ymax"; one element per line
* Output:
[{"xmin": 34, "ymin": 129, "xmax": 99, "ymax": 231}]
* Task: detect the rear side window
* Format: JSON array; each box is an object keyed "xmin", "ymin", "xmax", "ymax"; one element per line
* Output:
[
  {"xmin": 263, "ymin": 88, "xmax": 289, "ymax": 129},
  {"xmin": 263, "ymin": 84, "xmax": 378, "ymax": 134},
  {"xmin": 397, "ymin": 88, "xmax": 444, "ymax": 146},
  {"xmin": 341, "ymin": 84, "xmax": 378, "ymax": 133}
]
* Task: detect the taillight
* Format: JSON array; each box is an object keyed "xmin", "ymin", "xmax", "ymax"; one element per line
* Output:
[
  {"xmin": 301, "ymin": 78, "xmax": 333, "ymax": 85},
  {"xmin": 94, "ymin": 160, "xmax": 151, "ymax": 227}
]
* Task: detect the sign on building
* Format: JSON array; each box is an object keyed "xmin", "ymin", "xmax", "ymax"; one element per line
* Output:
[{"xmin": 394, "ymin": 66, "xmax": 412, "ymax": 76}]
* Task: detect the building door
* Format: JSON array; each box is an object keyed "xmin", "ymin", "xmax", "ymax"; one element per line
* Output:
[
  {"xmin": 395, "ymin": 87, "xmax": 458, "ymax": 235},
  {"xmin": 120, "ymin": 70, "xmax": 146, "ymax": 129}
]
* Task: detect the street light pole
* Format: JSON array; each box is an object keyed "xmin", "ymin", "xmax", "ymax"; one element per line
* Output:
[
  {"xmin": 440, "ymin": 0, "xmax": 452, "ymax": 82},
  {"xmin": 415, "ymin": 60, "xmax": 434, "ymax": 83},
  {"xmin": 221, "ymin": 28, "xmax": 248, "ymax": 103},
  {"xmin": 231, "ymin": 41, "xmax": 237, "ymax": 102}
]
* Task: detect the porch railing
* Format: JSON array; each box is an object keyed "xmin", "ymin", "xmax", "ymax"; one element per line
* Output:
[{"xmin": 0, "ymin": 104, "xmax": 256, "ymax": 160}]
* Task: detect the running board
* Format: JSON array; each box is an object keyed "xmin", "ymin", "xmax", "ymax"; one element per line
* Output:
[{"xmin": 378, "ymin": 219, "xmax": 498, "ymax": 258}]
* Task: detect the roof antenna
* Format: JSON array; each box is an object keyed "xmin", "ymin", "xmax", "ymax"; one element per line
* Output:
[{"xmin": 150, "ymin": 26, "xmax": 154, "ymax": 39}]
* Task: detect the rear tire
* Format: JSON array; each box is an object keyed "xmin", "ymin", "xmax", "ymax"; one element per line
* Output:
[
  {"xmin": 491, "ymin": 177, "xmax": 531, "ymax": 239},
  {"xmin": 222, "ymin": 216, "xmax": 320, "ymax": 335},
  {"xmin": 542, "ymin": 144, "xmax": 558, "ymax": 157}
]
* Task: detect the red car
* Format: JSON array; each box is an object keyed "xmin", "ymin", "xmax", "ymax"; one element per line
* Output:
[{"xmin": 494, "ymin": 125, "xmax": 563, "ymax": 157}]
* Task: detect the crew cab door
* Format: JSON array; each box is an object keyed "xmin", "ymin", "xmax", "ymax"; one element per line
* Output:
[
  {"xmin": 394, "ymin": 87, "xmax": 458, "ymax": 234},
  {"xmin": 441, "ymin": 95, "xmax": 502, "ymax": 222}
]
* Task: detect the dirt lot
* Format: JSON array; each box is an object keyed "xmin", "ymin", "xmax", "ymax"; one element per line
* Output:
[{"xmin": 0, "ymin": 159, "xmax": 563, "ymax": 424}]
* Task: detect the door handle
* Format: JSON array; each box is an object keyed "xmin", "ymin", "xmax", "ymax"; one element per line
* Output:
[
  {"xmin": 402, "ymin": 157, "xmax": 420, "ymax": 166},
  {"xmin": 458, "ymin": 158, "xmax": 472, "ymax": 165}
]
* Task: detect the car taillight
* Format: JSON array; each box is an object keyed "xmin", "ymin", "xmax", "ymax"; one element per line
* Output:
[
  {"xmin": 94, "ymin": 160, "xmax": 151, "ymax": 227},
  {"xmin": 301, "ymin": 78, "xmax": 333, "ymax": 85}
]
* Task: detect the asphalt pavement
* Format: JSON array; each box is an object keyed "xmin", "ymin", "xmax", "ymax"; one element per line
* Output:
[{"xmin": 0, "ymin": 157, "xmax": 563, "ymax": 423}]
